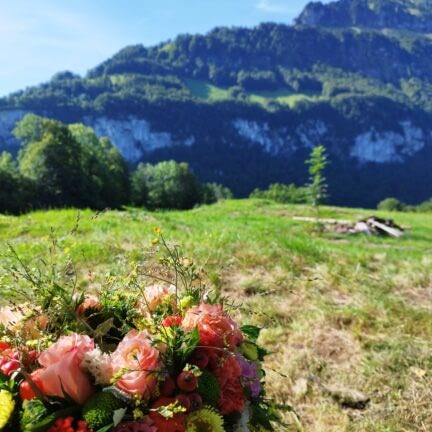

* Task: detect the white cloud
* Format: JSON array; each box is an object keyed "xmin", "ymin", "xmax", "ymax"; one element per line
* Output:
[{"xmin": 255, "ymin": 0, "xmax": 296, "ymax": 14}]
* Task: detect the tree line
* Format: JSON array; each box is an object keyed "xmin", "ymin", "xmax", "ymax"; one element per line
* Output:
[{"xmin": 0, "ymin": 114, "xmax": 231, "ymax": 214}]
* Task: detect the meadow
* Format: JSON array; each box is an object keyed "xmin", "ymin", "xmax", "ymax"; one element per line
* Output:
[
  {"xmin": 184, "ymin": 78, "xmax": 322, "ymax": 108},
  {"xmin": 1, "ymin": 199, "xmax": 431, "ymax": 431}
]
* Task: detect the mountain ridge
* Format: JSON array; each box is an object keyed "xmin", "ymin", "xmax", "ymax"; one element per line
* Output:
[
  {"xmin": 1, "ymin": 0, "xmax": 432, "ymax": 207},
  {"xmin": 296, "ymin": 0, "xmax": 432, "ymax": 32}
]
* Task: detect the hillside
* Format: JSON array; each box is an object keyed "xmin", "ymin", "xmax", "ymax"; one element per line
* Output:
[
  {"xmin": 297, "ymin": 0, "xmax": 432, "ymax": 31},
  {"xmin": 1, "ymin": 0, "xmax": 432, "ymax": 207},
  {"xmin": 1, "ymin": 199, "xmax": 432, "ymax": 430}
]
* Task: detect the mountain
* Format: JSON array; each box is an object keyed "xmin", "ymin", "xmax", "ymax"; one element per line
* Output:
[
  {"xmin": 296, "ymin": 0, "xmax": 432, "ymax": 32},
  {"xmin": 1, "ymin": 0, "xmax": 432, "ymax": 208}
]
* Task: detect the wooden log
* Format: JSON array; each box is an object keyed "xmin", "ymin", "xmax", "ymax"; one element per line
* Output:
[
  {"xmin": 293, "ymin": 216, "xmax": 352, "ymax": 225},
  {"xmin": 367, "ymin": 218, "xmax": 404, "ymax": 238}
]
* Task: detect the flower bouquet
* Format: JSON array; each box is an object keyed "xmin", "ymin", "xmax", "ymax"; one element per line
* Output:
[{"xmin": 0, "ymin": 231, "xmax": 281, "ymax": 432}]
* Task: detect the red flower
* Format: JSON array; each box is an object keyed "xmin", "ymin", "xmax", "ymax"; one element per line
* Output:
[
  {"xmin": 212, "ymin": 354, "xmax": 242, "ymax": 386},
  {"xmin": 19, "ymin": 369, "xmax": 45, "ymax": 400},
  {"xmin": 148, "ymin": 397, "xmax": 186, "ymax": 432},
  {"xmin": 212, "ymin": 354, "xmax": 246, "ymax": 415},
  {"xmin": 217, "ymin": 377, "xmax": 246, "ymax": 415},
  {"xmin": 47, "ymin": 417, "xmax": 92, "ymax": 432},
  {"xmin": 162, "ymin": 315, "xmax": 183, "ymax": 327}
]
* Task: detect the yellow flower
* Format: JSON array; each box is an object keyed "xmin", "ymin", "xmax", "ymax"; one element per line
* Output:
[
  {"xmin": 180, "ymin": 295, "xmax": 194, "ymax": 312},
  {"xmin": 0, "ymin": 390, "xmax": 15, "ymax": 430},
  {"xmin": 186, "ymin": 408, "xmax": 224, "ymax": 432},
  {"xmin": 133, "ymin": 408, "xmax": 144, "ymax": 420}
]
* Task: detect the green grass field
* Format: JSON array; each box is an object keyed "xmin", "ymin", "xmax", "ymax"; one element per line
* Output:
[
  {"xmin": 184, "ymin": 79, "xmax": 232, "ymax": 101},
  {"xmin": 1, "ymin": 199, "xmax": 431, "ymax": 431},
  {"xmin": 184, "ymin": 79, "xmax": 323, "ymax": 108},
  {"xmin": 249, "ymin": 89, "xmax": 323, "ymax": 108}
]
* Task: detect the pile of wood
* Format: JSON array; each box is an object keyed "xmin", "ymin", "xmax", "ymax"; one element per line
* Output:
[
  {"xmin": 293, "ymin": 216, "xmax": 405, "ymax": 238},
  {"xmin": 350, "ymin": 216, "xmax": 404, "ymax": 238}
]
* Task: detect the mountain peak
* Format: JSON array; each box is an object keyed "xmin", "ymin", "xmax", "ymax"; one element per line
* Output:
[{"xmin": 295, "ymin": 0, "xmax": 432, "ymax": 32}]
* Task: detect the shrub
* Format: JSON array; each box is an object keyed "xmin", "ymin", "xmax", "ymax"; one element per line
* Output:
[
  {"xmin": 250, "ymin": 183, "xmax": 308, "ymax": 204},
  {"xmin": 377, "ymin": 197, "xmax": 405, "ymax": 212},
  {"xmin": 416, "ymin": 199, "xmax": 432, "ymax": 212},
  {"xmin": 131, "ymin": 160, "xmax": 202, "ymax": 210},
  {"xmin": 201, "ymin": 183, "xmax": 233, "ymax": 204}
]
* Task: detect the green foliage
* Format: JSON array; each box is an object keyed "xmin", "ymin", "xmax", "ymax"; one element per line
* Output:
[
  {"xmin": 416, "ymin": 199, "xmax": 432, "ymax": 212},
  {"xmin": 377, "ymin": 197, "xmax": 405, "ymax": 212},
  {"xmin": 0, "ymin": 152, "xmax": 31, "ymax": 214},
  {"xmin": 20, "ymin": 399, "xmax": 49, "ymax": 432},
  {"xmin": 197, "ymin": 370, "xmax": 220, "ymax": 406},
  {"xmin": 201, "ymin": 182, "xmax": 233, "ymax": 204},
  {"xmin": 306, "ymin": 145, "xmax": 329, "ymax": 208},
  {"xmin": 11, "ymin": 115, "xmax": 129, "ymax": 211},
  {"xmin": 377, "ymin": 197, "xmax": 432, "ymax": 213},
  {"xmin": 131, "ymin": 161, "xmax": 202, "ymax": 210},
  {"xmin": 68, "ymin": 124, "xmax": 129, "ymax": 209},
  {"xmin": 16, "ymin": 116, "xmax": 85, "ymax": 208},
  {"xmin": 250, "ymin": 183, "xmax": 308, "ymax": 204}
]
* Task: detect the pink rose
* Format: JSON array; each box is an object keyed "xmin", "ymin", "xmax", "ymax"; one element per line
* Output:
[
  {"xmin": 111, "ymin": 330, "xmax": 161, "ymax": 398},
  {"xmin": 182, "ymin": 303, "xmax": 243, "ymax": 350},
  {"xmin": 138, "ymin": 285, "xmax": 175, "ymax": 313},
  {"xmin": 38, "ymin": 333, "xmax": 95, "ymax": 404}
]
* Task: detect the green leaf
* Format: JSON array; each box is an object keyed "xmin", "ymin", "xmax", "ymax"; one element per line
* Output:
[
  {"xmin": 240, "ymin": 325, "xmax": 262, "ymax": 342},
  {"xmin": 113, "ymin": 407, "xmax": 127, "ymax": 426},
  {"xmin": 96, "ymin": 424, "xmax": 114, "ymax": 432},
  {"xmin": 94, "ymin": 318, "xmax": 115, "ymax": 338},
  {"xmin": 181, "ymin": 328, "xmax": 200, "ymax": 360}
]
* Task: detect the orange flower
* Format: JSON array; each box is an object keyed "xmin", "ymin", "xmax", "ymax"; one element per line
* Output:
[{"xmin": 182, "ymin": 303, "xmax": 243, "ymax": 350}]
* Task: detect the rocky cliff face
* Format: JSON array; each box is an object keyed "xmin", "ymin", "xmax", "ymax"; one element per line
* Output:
[
  {"xmin": 2, "ymin": 109, "xmax": 428, "ymax": 166},
  {"xmin": 296, "ymin": 0, "xmax": 432, "ymax": 32}
]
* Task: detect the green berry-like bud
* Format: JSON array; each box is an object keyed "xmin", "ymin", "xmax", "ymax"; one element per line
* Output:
[{"xmin": 82, "ymin": 392, "xmax": 125, "ymax": 430}]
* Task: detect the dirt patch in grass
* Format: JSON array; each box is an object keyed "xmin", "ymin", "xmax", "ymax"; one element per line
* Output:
[
  {"xmin": 311, "ymin": 326, "xmax": 362, "ymax": 365},
  {"xmin": 397, "ymin": 285, "xmax": 432, "ymax": 311}
]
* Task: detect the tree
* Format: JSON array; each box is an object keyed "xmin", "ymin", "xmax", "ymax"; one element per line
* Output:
[
  {"xmin": 14, "ymin": 114, "xmax": 129, "ymax": 210},
  {"xmin": 69, "ymin": 124, "xmax": 129, "ymax": 209},
  {"xmin": 377, "ymin": 197, "xmax": 405, "ymax": 212},
  {"xmin": 131, "ymin": 161, "xmax": 202, "ymax": 210},
  {"xmin": 201, "ymin": 183, "xmax": 233, "ymax": 204},
  {"xmin": 0, "ymin": 152, "xmax": 32, "ymax": 214},
  {"xmin": 305, "ymin": 145, "xmax": 329, "ymax": 215},
  {"xmin": 16, "ymin": 116, "xmax": 84, "ymax": 208}
]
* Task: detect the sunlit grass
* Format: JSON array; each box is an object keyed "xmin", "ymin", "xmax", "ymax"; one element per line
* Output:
[{"xmin": 1, "ymin": 199, "xmax": 431, "ymax": 431}]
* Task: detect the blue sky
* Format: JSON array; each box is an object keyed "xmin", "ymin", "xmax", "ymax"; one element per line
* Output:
[{"xmin": 0, "ymin": 0, "xmax": 332, "ymax": 96}]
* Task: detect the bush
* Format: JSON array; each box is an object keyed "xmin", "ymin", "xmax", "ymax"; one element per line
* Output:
[
  {"xmin": 416, "ymin": 199, "xmax": 432, "ymax": 212},
  {"xmin": 131, "ymin": 160, "xmax": 202, "ymax": 210},
  {"xmin": 377, "ymin": 197, "xmax": 405, "ymax": 212},
  {"xmin": 250, "ymin": 183, "xmax": 308, "ymax": 204},
  {"xmin": 201, "ymin": 183, "xmax": 233, "ymax": 204}
]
